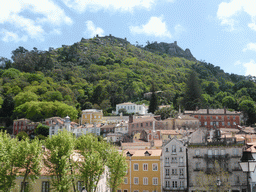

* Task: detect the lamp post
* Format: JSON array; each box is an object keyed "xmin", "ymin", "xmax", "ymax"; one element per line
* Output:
[
  {"xmin": 81, "ymin": 186, "xmax": 87, "ymax": 192},
  {"xmin": 216, "ymin": 178, "xmax": 221, "ymax": 192},
  {"xmin": 239, "ymin": 151, "xmax": 256, "ymax": 192}
]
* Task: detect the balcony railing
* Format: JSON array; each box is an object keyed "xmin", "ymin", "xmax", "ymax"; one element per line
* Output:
[{"xmin": 162, "ymin": 187, "xmax": 187, "ymax": 191}]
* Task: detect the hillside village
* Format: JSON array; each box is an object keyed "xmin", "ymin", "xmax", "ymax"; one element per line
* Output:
[
  {"xmin": 10, "ymin": 102, "xmax": 256, "ymax": 192},
  {"xmin": 1, "ymin": 36, "xmax": 256, "ymax": 192}
]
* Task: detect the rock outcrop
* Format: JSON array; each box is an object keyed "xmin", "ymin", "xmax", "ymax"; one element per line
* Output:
[{"xmin": 144, "ymin": 41, "xmax": 196, "ymax": 61}]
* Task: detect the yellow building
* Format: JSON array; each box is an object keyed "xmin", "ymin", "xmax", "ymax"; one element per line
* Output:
[
  {"xmin": 81, "ymin": 109, "xmax": 103, "ymax": 124},
  {"xmin": 120, "ymin": 149, "xmax": 162, "ymax": 192}
]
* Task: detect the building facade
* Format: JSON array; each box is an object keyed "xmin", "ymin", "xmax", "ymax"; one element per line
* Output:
[
  {"xmin": 13, "ymin": 118, "xmax": 39, "ymax": 136},
  {"xmin": 81, "ymin": 109, "xmax": 103, "ymax": 124},
  {"xmin": 162, "ymin": 137, "xmax": 187, "ymax": 191},
  {"xmin": 120, "ymin": 149, "xmax": 162, "ymax": 192},
  {"xmin": 184, "ymin": 108, "xmax": 241, "ymax": 129},
  {"xmin": 116, "ymin": 102, "xmax": 148, "ymax": 115},
  {"xmin": 187, "ymin": 141, "xmax": 247, "ymax": 192}
]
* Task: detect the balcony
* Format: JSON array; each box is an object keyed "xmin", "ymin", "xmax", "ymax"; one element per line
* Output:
[
  {"xmin": 193, "ymin": 155, "xmax": 203, "ymax": 159},
  {"xmin": 204, "ymin": 154, "xmax": 230, "ymax": 161},
  {"xmin": 162, "ymin": 187, "xmax": 187, "ymax": 191},
  {"xmin": 178, "ymin": 162, "xmax": 185, "ymax": 167},
  {"xmin": 165, "ymin": 175, "xmax": 170, "ymax": 179},
  {"xmin": 193, "ymin": 168, "xmax": 204, "ymax": 172},
  {"xmin": 164, "ymin": 163, "xmax": 170, "ymax": 167},
  {"xmin": 232, "ymin": 167, "xmax": 242, "ymax": 171}
]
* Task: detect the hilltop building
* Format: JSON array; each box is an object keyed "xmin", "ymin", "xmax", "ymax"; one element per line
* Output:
[
  {"xmin": 116, "ymin": 102, "xmax": 148, "ymax": 115},
  {"xmin": 184, "ymin": 108, "xmax": 242, "ymax": 129},
  {"xmin": 81, "ymin": 109, "xmax": 103, "ymax": 124}
]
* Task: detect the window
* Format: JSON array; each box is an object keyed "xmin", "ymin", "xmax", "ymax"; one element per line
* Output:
[
  {"xmin": 42, "ymin": 181, "xmax": 50, "ymax": 192},
  {"xmin": 171, "ymin": 157, "xmax": 177, "ymax": 163},
  {"xmin": 216, "ymin": 116, "xmax": 218, "ymax": 120},
  {"xmin": 143, "ymin": 163, "xmax": 148, "ymax": 171},
  {"xmin": 117, "ymin": 190, "xmax": 121, "ymax": 192},
  {"xmin": 210, "ymin": 122, "xmax": 213, "ymax": 125},
  {"xmin": 172, "ymin": 169, "xmax": 177, "ymax": 175},
  {"xmin": 124, "ymin": 190, "xmax": 128, "ymax": 192},
  {"xmin": 165, "ymin": 180, "xmax": 170, "ymax": 188},
  {"xmin": 137, "ymin": 124, "xmax": 138, "ymax": 127},
  {"xmin": 124, "ymin": 178, "xmax": 128, "ymax": 184},
  {"xmin": 172, "ymin": 145, "xmax": 176, "ymax": 153},
  {"xmin": 233, "ymin": 116, "xmax": 236, "ymax": 120},
  {"xmin": 227, "ymin": 116, "xmax": 230, "ymax": 119},
  {"xmin": 233, "ymin": 149, "xmax": 239, "ymax": 156},
  {"xmin": 143, "ymin": 177, "xmax": 148, "ymax": 185},
  {"xmin": 179, "ymin": 147, "xmax": 183, "ymax": 152},
  {"xmin": 21, "ymin": 182, "xmax": 29, "ymax": 192},
  {"xmin": 141, "ymin": 123, "xmax": 143, "ymax": 127},
  {"xmin": 165, "ymin": 168, "xmax": 170, "ymax": 176},
  {"xmin": 228, "ymin": 122, "xmax": 230, "ymax": 126},
  {"xmin": 180, "ymin": 181, "xmax": 184, "ymax": 188},
  {"xmin": 179, "ymin": 169, "xmax": 184, "ymax": 176},
  {"xmin": 216, "ymin": 122, "xmax": 219, "ymax": 126},
  {"xmin": 208, "ymin": 149, "xmax": 212, "ymax": 158},
  {"xmin": 153, "ymin": 177, "xmax": 158, "ymax": 185},
  {"xmin": 165, "ymin": 147, "xmax": 169, "ymax": 152},
  {"xmin": 179, "ymin": 157, "xmax": 184, "ymax": 164},
  {"xmin": 152, "ymin": 163, "xmax": 158, "ymax": 171},
  {"xmin": 204, "ymin": 122, "xmax": 207, "ymax": 126},
  {"xmin": 172, "ymin": 181, "xmax": 178, "ymax": 188},
  {"xmin": 196, "ymin": 162, "xmax": 200, "ymax": 169},
  {"xmin": 134, "ymin": 164, "xmax": 139, "ymax": 171},
  {"xmin": 199, "ymin": 122, "xmax": 201, "ymax": 126},
  {"xmin": 233, "ymin": 122, "xmax": 236, "ymax": 125},
  {"xmin": 222, "ymin": 122, "xmax": 224, "ymax": 126},
  {"xmin": 134, "ymin": 177, "xmax": 139, "ymax": 184},
  {"xmin": 150, "ymin": 122, "xmax": 152, "ymax": 126},
  {"xmin": 214, "ymin": 149, "xmax": 219, "ymax": 156},
  {"xmin": 221, "ymin": 149, "xmax": 226, "ymax": 156},
  {"xmin": 146, "ymin": 123, "xmax": 148, "ymax": 126},
  {"xmin": 198, "ymin": 115, "xmax": 201, "ymax": 119},
  {"xmin": 165, "ymin": 157, "xmax": 169, "ymax": 165}
]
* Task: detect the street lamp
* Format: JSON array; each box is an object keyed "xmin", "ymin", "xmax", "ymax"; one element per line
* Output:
[
  {"xmin": 81, "ymin": 186, "xmax": 87, "ymax": 192},
  {"xmin": 239, "ymin": 151, "xmax": 256, "ymax": 192},
  {"xmin": 216, "ymin": 178, "xmax": 221, "ymax": 192}
]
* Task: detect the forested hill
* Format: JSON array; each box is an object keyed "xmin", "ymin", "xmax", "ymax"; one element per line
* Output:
[{"xmin": 0, "ymin": 35, "xmax": 255, "ymax": 126}]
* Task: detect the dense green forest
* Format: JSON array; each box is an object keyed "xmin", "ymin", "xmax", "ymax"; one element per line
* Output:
[{"xmin": 0, "ymin": 35, "xmax": 256, "ymax": 126}]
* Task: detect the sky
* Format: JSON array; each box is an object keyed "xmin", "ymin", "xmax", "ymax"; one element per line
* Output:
[{"xmin": 1, "ymin": 0, "xmax": 256, "ymax": 76}]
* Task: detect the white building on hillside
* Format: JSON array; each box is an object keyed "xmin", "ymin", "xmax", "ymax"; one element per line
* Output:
[{"xmin": 116, "ymin": 102, "xmax": 148, "ymax": 115}]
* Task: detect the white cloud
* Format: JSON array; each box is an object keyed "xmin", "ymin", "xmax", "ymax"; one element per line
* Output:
[
  {"xmin": 217, "ymin": 0, "xmax": 256, "ymax": 31},
  {"xmin": 85, "ymin": 21, "xmax": 104, "ymax": 37},
  {"xmin": 62, "ymin": 0, "xmax": 156, "ymax": 12},
  {"xmin": 130, "ymin": 16, "xmax": 172, "ymax": 38},
  {"xmin": 243, "ymin": 43, "xmax": 256, "ymax": 52},
  {"xmin": 0, "ymin": 0, "xmax": 72, "ymax": 41},
  {"xmin": 234, "ymin": 60, "xmax": 242, "ymax": 66},
  {"xmin": 243, "ymin": 60, "xmax": 256, "ymax": 76},
  {"xmin": 1, "ymin": 30, "xmax": 28, "ymax": 42}
]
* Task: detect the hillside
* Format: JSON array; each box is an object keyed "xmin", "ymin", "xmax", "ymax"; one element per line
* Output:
[{"xmin": 0, "ymin": 35, "xmax": 255, "ymax": 126}]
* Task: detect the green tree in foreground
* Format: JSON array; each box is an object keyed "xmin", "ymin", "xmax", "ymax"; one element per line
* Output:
[
  {"xmin": 18, "ymin": 138, "xmax": 42, "ymax": 192},
  {"xmin": 0, "ymin": 132, "xmax": 20, "ymax": 192},
  {"xmin": 107, "ymin": 149, "xmax": 128, "ymax": 192},
  {"xmin": 44, "ymin": 130, "xmax": 75, "ymax": 192}
]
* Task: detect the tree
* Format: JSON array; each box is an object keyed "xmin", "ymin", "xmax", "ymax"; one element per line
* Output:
[
  {"xmin": 76, "ymin": 134, "xmax": 111, "ymax": 192},
  {"xmin": 14, "ymin": 91, "xmax": 39, "ymax": 107},
  {"xmin": 0, "ymin": 132, "xmax": 20, "ymax": 192},
  {"xmin": 154, "ymin": 106, "xmax": 178, "ymax": 120},
  {"xmin": 148, "ymin": 84, "xmax": 158, "ymax": 114},
  {"xmin": 35, "ymin": 123, "xmax": 49, "ymax": 137},
  {"xmin": 44, "ymin": 130, "xmax": 75, "ymax": 192},
  {"xmin": 107, "ymin": 149, "xmax": 128, "ymax": 192},
  {"xmin": 239, "ymin": 100, "xmax": 256, "ymax": 125},
  {"xmin": 183, "ymin": 70, "xmax": 203, "ymax": 110},
  {"xmin": 17, "ymin": 138, "xmax": 42, "ymax": 192},
  {"xmin": 16, "ymin": 131, "xmax": 29, "ymax": 141},
  {"xmin": 118, "ymin": 108, "xmax": 128, "ymax": 115},
  {"xmin": 222, "ymin": 96, "xmax": 237, "ymax": 110}
]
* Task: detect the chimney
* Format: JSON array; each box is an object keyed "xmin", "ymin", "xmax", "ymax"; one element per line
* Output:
[
  {"xmin": 207, "ymin": 108, "xmax": 209, "ymax": 115},
  {"xmin": 224, "ymin": 107, "xmax": 226, "ymax": 115},
  {"xmin": 129, "ymin": 115, "xmax": 133, "ymax": 123}
]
